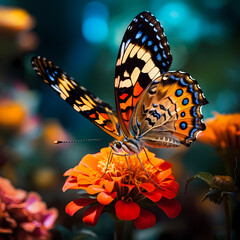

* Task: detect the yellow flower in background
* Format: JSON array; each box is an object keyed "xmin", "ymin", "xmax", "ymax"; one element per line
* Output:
[{"xmin": 0, "ymin": 7, "xmax": 35, "ymax": 34}]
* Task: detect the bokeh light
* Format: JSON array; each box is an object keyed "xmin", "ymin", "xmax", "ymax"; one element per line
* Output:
[{"xmin": 82, "ymin": 1, "xmax": 109, "ymax": 44}]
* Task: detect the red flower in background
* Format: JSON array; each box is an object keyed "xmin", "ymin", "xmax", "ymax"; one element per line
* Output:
[
  {"xmin": 63, "ymin": 147, "xmax": 181, "ymax": 229},
  {"xmin": 0, "ymin": 177, "xmax": 58, "ymax": 240}
]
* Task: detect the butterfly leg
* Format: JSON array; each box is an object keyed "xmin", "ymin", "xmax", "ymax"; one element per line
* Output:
[
  {"xmin": 143, "ymin": 148, "xmax": 159, "ymax": 171},
  {"xmin": 136, "ymin": 154, "xmax": 164, "ymax": 190},
  {"xmin": 100, "ymin": 148, "xmax": 113, "ymax": 179}
]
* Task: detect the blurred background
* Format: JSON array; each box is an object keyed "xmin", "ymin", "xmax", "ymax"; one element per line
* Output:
[{"xmin": 0, "ymin": 0, "xmax": 240, "ymax": 239}]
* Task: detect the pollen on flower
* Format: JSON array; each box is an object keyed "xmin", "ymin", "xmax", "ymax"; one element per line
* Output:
[
  {"xmin": 63, "ymin": 147, "xmax": 181, "ymax": 229},
  {"xmin": 97, "ymin": 149, "xmax": 160, "ymax": 187}
]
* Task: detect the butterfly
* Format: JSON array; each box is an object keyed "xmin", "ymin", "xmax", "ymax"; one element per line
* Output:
[{"xmin": 32, "ymin": 11, "xmax": 208, "ymax": 155}]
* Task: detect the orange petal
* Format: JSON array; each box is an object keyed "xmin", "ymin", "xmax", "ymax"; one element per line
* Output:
[
  {"xmin": 156, "ymin": 198, "xmax": 181, "ymax": 218},
  {"xmin": 65, "ymin": 198, "xmax": 96, "ymax": 216},
  {"xmin": 97, "ymin": 191, "xmax": 117, "ymax": 205},
  {"xmin": 156, "ymin": 168, "xmax": 172, "ymax": 182},
  {"xmin": 81, "ymin": 154, "xmax": 99, "ymax": 171},
  {"xmin": 83, "ymin": 204, "xmax": 104, "ymax": 227},
  {"xmin": 134, "ymin": 209, "xmax": 156, "ymax": 230},
  {"xmin": 62, "ymin": 177, "xmax": 78, "ymax": 192},
  {"xmin": 86, "ymin": 185, "xmax": 105, "ymax": 194},
  {"xmin": 115, "ymin": 200, "xmax": 140, "ymax": 220},
  {"xmin": 104, "ymin": 181, "xmax": 115, "ymax": 193}
]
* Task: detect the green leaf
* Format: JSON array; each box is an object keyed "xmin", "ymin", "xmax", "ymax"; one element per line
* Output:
[{"xmin": 185, "ymin": 172, "xmax": 214, "ymax": 196}]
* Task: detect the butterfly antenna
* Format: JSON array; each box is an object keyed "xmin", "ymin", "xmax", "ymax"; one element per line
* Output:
[
  {"xmin": 136, "ymin": 154, "xmax": 164, "ymax": 191},
  {"xmin": 54, "ymin": 139, "xmax": 109, "ymax": 144}
]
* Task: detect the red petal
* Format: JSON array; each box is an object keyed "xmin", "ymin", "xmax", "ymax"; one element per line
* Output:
[
  {"xmin": 160, "ymin": 181, "xmax": 179, "ymax": 199},
  {"xmin": 83, "ymin": 204, "xmax": 104, "ymax": 227},
  {"xmin": 65, "ymin": 198, "xmax": 96, "ymax": 216},
  {"xmin": 115, "ymin": 200, "xmax": 140, "ymax": 220},
  {"xmin": 140, "ymin": 183, "xmax": 155, "ymax": 192},
  {"xmin": 156, "ymin": 198, "xmax": 181, "ymax": 218},
  {"xmin": 158, "ymin": 161, "xmax": 172, "ymax": 171},
  {"xmin": 143, "ymin": 190, "xmax": 162, "ymax": 202},
  {"xmin": 97, "ymin": 191, "xmax": 116, "ymax": 205},
  {"xmin": 134, "ymin": 209, "xmax": 156, "ymax": 230}
]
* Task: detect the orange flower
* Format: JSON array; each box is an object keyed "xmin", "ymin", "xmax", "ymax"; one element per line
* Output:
[
  {"xmin": 198, "ymin": 113, "xmax": 240, "ymax": 176},
  {"xmin": 0, "ymin": 7, "xmax": 34, "ymax": 34},
  {"xmin": 0, "ymin": 177, "xmax": 58, "ymax": 239},
  {"xmin": 198, "ymin": 113, "xmax": 240, "ymax": 150},
  {"xmin": 0, "ymin": 100, "xmax": 25, "ymax": 134},
  {"xmin": 63, "ymin": 147, "xmax": 181, "ymax": 229}
]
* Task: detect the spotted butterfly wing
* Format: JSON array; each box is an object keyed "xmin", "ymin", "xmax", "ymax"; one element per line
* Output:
[
  {"xmin": 130, "ymin": 71, "xmax": 208, "ymax": 147},
  {"xmin": 32, "ymin": 56, "xmax": 122, "ymax": 140},
  {"xmin": 114, "ymin": 11, "xmax": 172, "ymax": 137}
]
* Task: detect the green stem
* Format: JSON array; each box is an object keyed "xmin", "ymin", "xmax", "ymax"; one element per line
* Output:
[
  {"xmin": 223, "ymin": 196, "xmax": 231, "ymax": 240},
  {"xmin": 114, "ymin": 221, "xmax": 125, "ymax": 240}
]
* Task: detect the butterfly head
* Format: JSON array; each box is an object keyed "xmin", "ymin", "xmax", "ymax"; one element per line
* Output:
[{"xmin": 110, "ymin": 139, "xmax": 143, "ymax": 155}]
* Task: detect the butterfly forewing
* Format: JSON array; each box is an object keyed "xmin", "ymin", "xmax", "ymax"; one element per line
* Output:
[
  {"xmin": 130, "ymin": 71, "xmax": 208, "ymax": 147},
  {"xmin": 32, "ymin": 56, "xmax": 122, "ymax": 140},
  {"xmin": 114, "ymin": 11, "xmax": 172, "ymax": 137}
]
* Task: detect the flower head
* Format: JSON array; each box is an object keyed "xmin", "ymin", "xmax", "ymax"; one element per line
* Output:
[
  {"xmin": 198, "ymin": 112, "xmax": 240, "ymax": 151},
  {"xmin": 63, "ymin": 147, "xmax": 181, "ymax": 229},
  {"xmin": 0, "ymin": 7, "xmax": 34, "ymax": 35},
  {"xmin": 198, "ymin": 113, "xmax": 240, "ymax": 176},
  {"xmin": 0, "ymin": 177, "xmax": 58, "ymax": 239}
]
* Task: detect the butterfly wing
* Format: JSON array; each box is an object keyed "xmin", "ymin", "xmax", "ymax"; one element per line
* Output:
[
  {"xmin": 32, "ymin": 56, "xmax": 122, "ymax": 140},
  {"xmin": 114, "ymin": 11, "xmax": 172, "ymax": 137},
  {"xmin": 130, "ymin": 71, "xmax": 208, "ymax": 147}
]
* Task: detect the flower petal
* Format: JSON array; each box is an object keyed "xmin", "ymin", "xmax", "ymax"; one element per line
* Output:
[
  {"xmin": 160, "ymin": 181, "xmax": 179, "ymax": 199},
  {"xmin": 104, "ymin": 180, "xmax": 115, "ymax": 193},
  {"xmin": 156, "ymin": 198, "xmax": 181, "ymax": 218},
  {"xmin": 115, "ymin": 200, "xmax": 140, "ymax": 220},
  {"xmin": 97, "ymin": 191, "xmax": 116, "ymax": 205},
  {"xmin": 140, "ymin": 183, "xmax": 155, "ymax": 192},
  {"xmin": 134, "ymin": 209, "xmax": 156, "ymax": 230},
  {"xmin": 62, "ymin": 176, "xmax": 78, "ymax": 192},
  {"xmin": 83, "ymin": 204, "xmax": 104, "ymax": 227},
  {"xmin": 156, "ymin": 169, "xmax": 172, "ymax": 182},
  {"xmin": 86, "ymin": 185, "xmax": 105, "ymax": 194},
  {"xmin": 43, "ymin": 208, "xmax": 59, "ymax": 229},
  {"xmin": 143, "ymin": 190, "xmax": 162, "ymax": 202},
  {"xmin": 81, "ymin": 154, "xmax": 99, "ymax": 171},
  {"xmin": 158, "ymin": 161, "xmax": 172, "ymax": 171},
  {"xmin": 65, "ymin": 198, "xmax": 96, "ymax": 216}
]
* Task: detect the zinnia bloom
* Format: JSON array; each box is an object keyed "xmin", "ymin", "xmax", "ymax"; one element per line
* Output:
[
  {"xmin": 0, "ymin": 177, "xmax": 58, "ymax": 240},
  {"xmin": 198, "ymin": 113, "xmax": 240, "ymax": 150},
  {"xmin": 63, "ymin": 147, "xmax": 181, "ymax": 229},
  {"xmin": 0, "ymin": 7, "xmax": 34, "ymax": 34},
  {"xmin": 198, "ymin": 113, "xmax": 240, "ymax": 176},
  {"xmin": 0, "ymin": 100, "xmax": 25, "ymax": 135}
]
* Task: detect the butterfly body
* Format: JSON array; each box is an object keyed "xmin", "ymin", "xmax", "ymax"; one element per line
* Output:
[{"xmin": 32, "ymin": 11, "xmax": 208, "ymax": 155}]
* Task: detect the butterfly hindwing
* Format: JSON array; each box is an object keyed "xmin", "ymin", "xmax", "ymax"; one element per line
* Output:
[
  {"xmin": 32, "ymin": 56, "xmax": 122, "ymax": 140},
  {"xmin": 130, "ymin": 71, "xmax": 208, "ymax": 147},
  {"xmin": 114, "ymin": 11, "xmax": 172, "ymax": 137}
]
